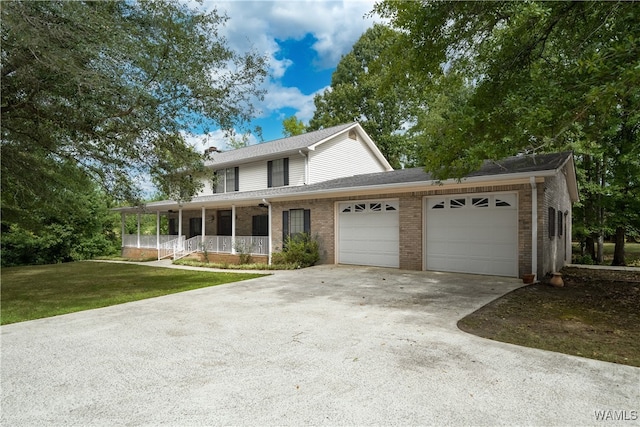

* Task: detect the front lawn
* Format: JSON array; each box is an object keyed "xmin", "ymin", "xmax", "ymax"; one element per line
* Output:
[
  {"xmin": 0, "ymin": 262, "xmax": 265, "ymax": 325},
  {"xmin": 458, "ymin": 267, "xmax": 640, "ymax": 367}
]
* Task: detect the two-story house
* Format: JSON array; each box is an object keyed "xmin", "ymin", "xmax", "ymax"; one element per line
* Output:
[{"xmin": 116, "ymin": 122, "xmax": 578, "ymax": 280}]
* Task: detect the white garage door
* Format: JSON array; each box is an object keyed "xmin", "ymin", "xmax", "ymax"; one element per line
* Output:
[
  {"xmin": 338, "ymin": 200, "xmax": 399, "ymax": 268},
  {"xmin": 425, "ymin": 194, "xmax": 518, "ymax": 277}
]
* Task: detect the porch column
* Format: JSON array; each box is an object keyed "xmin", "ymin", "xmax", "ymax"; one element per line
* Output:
[
  {"xmin": 231, "ymin": 204, "xmax": 236, "ymax": 254},
  {"xmin": 136, "ymin": 212, "xmax": 141, "ymax": 248},
  {"xmin": 156, "ymin": 211, "xmax": 160, "ymax": 250},
  {"xmin": 267, "ymin": 202, "xmax": 272, "ymax": 265},
  {"xmin": 201, "ymin": 207, "xmax": 206, "ymax": 240},
  {"xmin": 178, "ymin": 208, "xmax": 183, "ymax": 239},
  {"xmin": 121, "ymin": 213, "xmax": 125, "ymax": 248}
]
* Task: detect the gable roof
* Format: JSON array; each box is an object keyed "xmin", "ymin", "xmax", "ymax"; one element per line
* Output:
[{"xmin": 204, "ymin": 122, "xmax": 387, "ymax": 168}]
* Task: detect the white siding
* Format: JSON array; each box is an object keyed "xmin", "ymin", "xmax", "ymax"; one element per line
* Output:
[
  {"xmin": 198, "ymin": 175, "xmax": 214, "ymax": 196},
  {"xmin": 196, "ymin": 155, "xmax": 307, "ymax": 195},
  {"xmin": 239, "ymin": 161, "xmax": 264, "ymax": 192},
  {"xmin": 288, "ymin": 155, "xmax": 306, "ymax": 186},
  {"xmin": 308, "ymin": 135, "xmax": 387, "ymax": 183}
]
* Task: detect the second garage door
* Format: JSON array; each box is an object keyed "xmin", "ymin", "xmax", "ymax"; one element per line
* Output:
[
  {"xmin": 425, "ymin": 194, "xmax": 518, "ymax": 277},
  {"xmin": 338, "ymin": 200, "xmax": 399, "ymax": 268}
]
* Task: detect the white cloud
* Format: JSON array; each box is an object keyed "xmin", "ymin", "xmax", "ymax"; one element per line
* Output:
[{"xmin": 196, "ymin": 1, "xmax": 383, "ymax": 117}]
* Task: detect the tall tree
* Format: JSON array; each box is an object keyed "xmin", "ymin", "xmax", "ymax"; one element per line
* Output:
[
  {"xmin": 375, "ymin": 1, "xmax": 640, "ymax": 263},
  {"xmin": 1, "ymin": 0, "xmax": 267, "ymax": 225},
  {"xmin": 308, "ymin": 24, "xmax": 419, "ymax": 168},
  {"xmin": 282, "ymin": 116, "xmax": 306, "ymax": 137}
]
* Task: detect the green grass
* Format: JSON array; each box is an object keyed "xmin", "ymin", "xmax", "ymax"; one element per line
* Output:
[
  {"xmin": 0, "ymin": 262, "xmax": 265, "ymax": 325},
  {"xmin": 572, "ymin": 242, "xmax": 640, "ymax": 266}
]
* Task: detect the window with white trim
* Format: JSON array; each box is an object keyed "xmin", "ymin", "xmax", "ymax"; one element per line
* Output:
[
  {"xmin": 214, "ymin": 167, "xmax": 239, "ymax": 193},
  {"xmin": 268, "ymin": 158, "xmax": 289, "ymax": 187}
]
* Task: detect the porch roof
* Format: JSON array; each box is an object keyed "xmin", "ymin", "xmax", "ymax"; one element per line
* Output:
[{"xmin": 114, "ymin": 152, "xmax": 577, "ymax": 213}]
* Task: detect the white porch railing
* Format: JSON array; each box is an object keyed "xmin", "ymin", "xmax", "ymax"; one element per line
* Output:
[
  {"xmin": 123, "ymin": 234, "xmax": 175, "ymax": 249},
  {"xmin": 174, "ymin": 235, "xmax": 202, "ymax": 260},
  {"xmin": 202, "ymin": 236, "xmax": 269, "ymax": 255},
  {"xmin": 127, "ymin": 234, "xmax": 269, "ymax": 259},
  {"xmin": 158, "ymin": 236, "xmax": 185, "ymax": 260}
]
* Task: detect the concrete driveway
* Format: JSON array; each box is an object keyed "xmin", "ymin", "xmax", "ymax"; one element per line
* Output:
[{"xmin": 2, "ymin": 265, "xmax": 638, "ymax": 426}]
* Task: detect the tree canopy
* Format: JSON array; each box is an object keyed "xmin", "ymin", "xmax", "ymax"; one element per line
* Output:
[
  {"xmin": 307, "ymin": 24, "xmax": 419, "ymax": 168},
  {"xmin": 371, "ymin": 0, "xmax": 639, "ymax": 263},
  {"xmin": 1, "ymin": 0, "xmax": 267, "ymax": 225}
]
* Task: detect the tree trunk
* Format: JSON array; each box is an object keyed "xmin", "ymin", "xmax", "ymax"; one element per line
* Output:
[
  {"xmin": 585, "ymin": 236, "xmax": 596, "ymax": 261},
  {"xmin": 612, "ymin": 226, "xmax": 626, "ymax": 266},
  {"xmin": 597, "ymin": 233, "xmax": 604, "ymax": 264}
]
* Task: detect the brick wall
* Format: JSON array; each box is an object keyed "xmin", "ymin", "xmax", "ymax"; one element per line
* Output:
[
  {"xmin": 121, "ymin": 247, "xmax": 158, "ymax": 260},
  {"xmin": 541, "ymin": 169, "xmax": 572, "ymax": 277}
]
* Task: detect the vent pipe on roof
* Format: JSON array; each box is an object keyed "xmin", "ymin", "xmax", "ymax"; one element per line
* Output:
[{"xmin": 204, "ymin": 146, "xmax": 220, "ymax": 155}]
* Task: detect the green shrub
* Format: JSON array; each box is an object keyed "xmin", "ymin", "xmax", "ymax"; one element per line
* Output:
[
  {"xmin": 573, "ymin": 254, "xmax": 595, "ymax": 265},
  {"xmin": 281, "ymin": 233, "xmax": 320, "ymax": 268}
]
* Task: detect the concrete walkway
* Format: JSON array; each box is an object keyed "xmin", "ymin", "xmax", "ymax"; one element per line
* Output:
[{"xmin": 2, "ymin": 265, "xmax": 638, "ymax": 426}]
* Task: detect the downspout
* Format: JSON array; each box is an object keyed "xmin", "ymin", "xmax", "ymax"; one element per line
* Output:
[
  {"xmin": 262, "ymin": 198, "xmax": 272, "ymax": 265},
  {"xmin": 298, "ymin": 150, "xmax": 309, "ymax": 184},
  {"xmin": 530, "ymin": 177, "xmax": 538, "ymax": 280}
]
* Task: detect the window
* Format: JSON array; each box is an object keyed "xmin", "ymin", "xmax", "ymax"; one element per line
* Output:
[
  {"xmin": 558, "ymin": 210, "xmax": 564, "ymax": 237},
  {"xmin": 450, "ymin": 198, "xmax": 466, "ymax": 208},
  {"xmin": 268, "ymin": 158, "xmax": 289, "ymax": 187},
  {"xmin": 168, "ymin": 218, "xmax": 178, "ymax": 235},
  {"xmin": 472, "ymin": 197, "xmax": 489, "ymax": 208},
  {"xmin": 214, "ymin": 167, "xmax": 239, "ymax": 193},
  {"xmin": 282, "ymin": 208, "xmax": 310, "ymax": 243},
  {"xmin": 549, "ymin": 207, "xmax": 556, "ymax": 238},
  {"xmin": 252, "ymin": 215, "xmax": 268, "ymax": 237}
]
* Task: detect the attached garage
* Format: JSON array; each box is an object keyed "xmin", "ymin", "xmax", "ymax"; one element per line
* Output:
[
  {"xmin": 337, "ymin": 200, "xmax": 399, "ymax": 268},
  {"xmin": 425, "ymin": 194, "xmax": 518, "ymax": 277}
]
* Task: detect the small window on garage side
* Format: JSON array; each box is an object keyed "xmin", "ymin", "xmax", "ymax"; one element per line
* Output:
[
  {"xmin": 549, "ymin": 207, "xmax": 556, "ymax": 238},
  {"xmin": 557, "ymin": 210, "xmax": 563, "ymax": 237}
]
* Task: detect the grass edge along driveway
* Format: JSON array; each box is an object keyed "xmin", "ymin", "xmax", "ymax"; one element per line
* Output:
[{"xmin": 1, "ymin": 262, "xmax": 265, "ymax": 325}]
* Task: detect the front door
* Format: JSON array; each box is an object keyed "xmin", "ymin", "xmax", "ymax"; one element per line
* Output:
[
  {"xmin": 189, "ymin": 217, "xmax": 202, "ymax": 238},
  {"xmin": 217, "ymin": 210, "xmax": 232, "ymax": 236}
]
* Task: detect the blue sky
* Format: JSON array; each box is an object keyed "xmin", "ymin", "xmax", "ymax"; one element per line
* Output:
[{"xmin": 184, "ymin": 1, "xmax": 382, "ymax": 151}]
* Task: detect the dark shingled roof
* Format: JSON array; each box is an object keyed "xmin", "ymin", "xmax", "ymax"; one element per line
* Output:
[
  {"xmin": 204, "ymin": 122, "xmax": 357, "ymax": 167},
  {"xmin": 189, "ymin": 151, "xmax": 573, "ymax": 204}
]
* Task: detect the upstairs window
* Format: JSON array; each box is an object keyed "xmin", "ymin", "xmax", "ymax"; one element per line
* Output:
[
  {"xmin": 268, "ymin": 158, "xmax": 289, "ymax": 188},
  {"xmin": 214, "ymin": 167, "xmax": 239, "ymax": 193}
]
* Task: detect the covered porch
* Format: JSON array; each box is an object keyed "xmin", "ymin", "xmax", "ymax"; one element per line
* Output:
[{"xmin": 118, "ymin": 201, "xmax": 272, "ymax": 263}]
